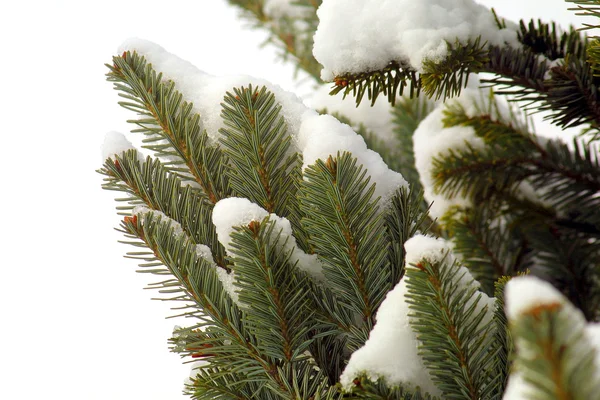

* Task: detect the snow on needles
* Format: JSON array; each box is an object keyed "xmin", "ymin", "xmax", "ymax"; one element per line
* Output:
[
  {"xmin": 212, "ymin": 197, "xmax": 324, "ymax": 281},
  {"xmin": 340, "ymin": 234, "xmax": 494, "ymax": 396},
  {"xmin": 101, "ymin": 131, "xmax": 144, "ymax": 163},
  {"xmin": 118, "ymin": 38, "xmax": 407, "ymax": 201},
  {"xmin": 313, "ymin": 0, "xmax": 519, "ymax": 80},
  {"xmin": 503, "ymin": 276, "xmax": 600, "ymax": 399}
]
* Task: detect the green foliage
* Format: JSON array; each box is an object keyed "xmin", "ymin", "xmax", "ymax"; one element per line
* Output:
[
  {"xmin": 300, "ymin": 152, "xmax": 391, "ymax": 351},
  {"xmin": 420, "ymin": 39, "xmax": 489, "ymax": 101},
  {"xmin": 488, "ymin": 276, "xmax": 513, "ymax": 398},
  {"xmin": 99, "ymin": 150, "xmax": 227, "ymax": 267},
  {"xmin": 219, "ymin": 85, "xmax": 307, "ymax": 249},
  {"xmin": 432, "ymin": 96, "xmax": 600, "ymax": 319},
  {"xmin": 229, "ymin": 217, "xmax": 315, "ymax": 363},
  {"xmin": 391, "ymin": 96, "xmax": 434, "ymax": 189},
  {"xmin": 385, "ymin": 187, "xmax": 433, "ymax": 285},
  {"xmin": 405, "ymin": 256, "xmax": 497, "ymax": 400},
  {"xmin": 107, "ymin": 51, "xmax": 231, "ymax": 203},
  {"xmin": 329, "ymin": 61, "xmax": 420, "ymax": 107}
]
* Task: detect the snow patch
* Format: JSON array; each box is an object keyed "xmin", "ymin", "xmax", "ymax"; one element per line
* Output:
[
  {"xmin": 101, "ymin": 131, "xmax": 143, "ymax": 162},
  {"xmin": 504, "ymin": 276, "xmax": 566, "ymax": 320},
  {"xmin": 313, "ymin": 0, "xmax": 520, "ymax": 80},
  {"xmin": 339, "ymin": 276, "xmax": 441, "ymax": 396}
]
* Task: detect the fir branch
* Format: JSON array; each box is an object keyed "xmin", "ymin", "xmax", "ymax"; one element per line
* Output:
[
  {"xmin": 420, "ymin": 38, "xmax": 489, "ymax": 100},
  {"xmin": 219, "ymin": 86, "xmax": 307, "ymax": 250},
  {"xmin": 385, "ymin": 187, "xmax": 433, "ymax": 286},
  {"xmin": 106, "ymin": 51, "xmax": 230, "ymax": 203},
  {"xmin": 567, "ymin": 0, "xmax": 600, "ymax": 31},
  {"xmin": 406, "ymin": 256, "xmax": 496, "ymax": 400},
  {"xmin": 229, "ymin": 217, "xmax": 316, "ymax": 363},
  {"xmin": 118, "ymin": 213, "xmax": 306, "ymax": 394},
  {"xmin": 509, "ymin": 297, "xmax": 600, "ymax": 399},
  {"xmin": 442, "ymin": 207, "xmax": 510, "ymax": 295},
  {"xmin": 525, "ymin": 225, "xmax": 600, "ymax": 321},
  {"xmin": 488, "ymin": 276, "xmax": 513, "ymax": 398},
  {"xmin": 300, "ymin": 153, "xmax": 391, "ymax": 351},
  {"xmin": 329, "ymin": 60, "xmax": 420, "ymax": 107},
  {"xmin": 517, "ymin": 18, "xmax": 586, "ymax": 60},
  {"xmin": 188, "ymin": 368, "xmax": 275, "ymax": 400},
  {"xmin": 99, "ymin": 150, "xmax": 227, "ymax": 268}
]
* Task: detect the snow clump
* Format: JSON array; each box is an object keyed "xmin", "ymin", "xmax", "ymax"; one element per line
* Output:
[
  {"xmin": 212, "ymin": 197, "xmax": 324, "ymax": 281},
  {"xmin": 313, "ymin": 0, "xmax": 520, "ymax": 80}
]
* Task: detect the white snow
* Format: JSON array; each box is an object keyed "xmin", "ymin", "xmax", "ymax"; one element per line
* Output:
[
  {"xmin": 313, "ymin": 0, "xmax": 520, "ymax": 80},
  {"xmin": 306, "ymin": 84, "xmax": 399, "ymax": 146},
  {"xmin": 119, "ymin": 38, "xmax": 407, "ymax": 202},
  {"xmin": 101, "ymin": 131, "xmax": 143, "ymax": 162},
  {"xmin": 212, "ymin": 197, "xmax": 270, "ymax": 253},
  {"xmin": 341, "ymin": 234, "xmax": 494, "ymax": 396},
  {"xmin": 132, "ymin": 205, "xmax": 184, "ymax": 237},
  {"xmin": 195, "ymin": 244, "xmax": 239, "ymax": 303},
  {"xmin": 299, "ymin": 112, "xmax": 407, "ymax": 200},
  {"xmin": 118, "ymin": 38, "xmax": 308, "ymax": 146},
  {"xmin": 212, "ymin": 197, "xmax": 324, "ymax": 280},
  {"xmin": 504, "ymin": 276, "xmax": 566, "ymax": 321},
  {"xmin": 502, "ymin": 370, "xmax": 533, "ymax": 400},
  {"xmin": 339, "ymin": 275, "xmax": 441, "ymax": 396}
]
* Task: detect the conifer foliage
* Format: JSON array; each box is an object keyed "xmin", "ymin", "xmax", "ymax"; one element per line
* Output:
[{"xmin": 100, "ymin": 1, "xmax": 600, "ymax": 399}]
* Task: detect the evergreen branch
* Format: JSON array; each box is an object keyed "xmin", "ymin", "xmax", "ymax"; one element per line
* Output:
[
  {"xmin": 329, "ymin": 39, "xmax": 487, "ymax": 106},
  {"xmin": 99, "ymin": 150, "xmax": 227, "ymax": 268},
  {"xmin": 517, "ymin": 18, "xmax": 586, "ymax": 60},
  {"xmin": 344, "ymin": 374, "xmax": 434, "ymax": 400},
  {"xmin": 219, "ymin": 86, "xmax": 307, "ymax": 250},
  {"xmin": 567, "ymin": 0, "xmax": 600, "ymax": 31},
  {"xmin": 188, "ymin": 368, "xmax": 274, "ymax": 400},
  {"xmin": 106, "ymin": 51, "xmax": 230, "ymax": 203},
  {"xmin": 480, "ymin": 45, "xmax": 549, "ymax": 100},
  {"xmin": 442, "ymin": 207, "xmax": 511, "ymax": 295},
  {"xmin": 118, "ymin": 213, "xmax": 303, "ymax": 392},
  {"xmin": 225, "ymin": 0, "xmax": 323, "ymax": 81},
  {"xmin": 441, "ymin": 97, "xmax": 538, "ymax": 152},
  {"xmin": 229, "ymin": 217, "xmax": 316, "ymax": 363},
  {"xmin": 329, "ymin": 60, "xmax": 420, "ymax": 107},
  {"xmin": 431, "ymin": 142, "xmax": 532, "ymax": 201},
  {"xmin": 509, "ymin": 297, "xmax": 600, "ymax": 399},
  {"xmin": 301, "ymin": 153, "xmax": 391, "ymax": 351},
  {"xmin": 385, "ymin": 187, "xmax": 433, "ymax": 286},
  {"xmin": 420, "ymin": 38, "xmax": 489, "ymax": 100},
  {"xmin": 406, "ymin": 256, "xmax": 496, "ymax": 400},
  {"xmin": 488, "ymin": 276, "xmax": 513, "ymax": 398},
  {"xmin": 524, "ymin": 225, "xmax": 600, "ymax": 321}
]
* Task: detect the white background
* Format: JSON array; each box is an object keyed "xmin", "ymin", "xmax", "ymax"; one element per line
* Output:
[{"xmin": 0, "ymin": 1, "xmax": 589, "ymax": 398}]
